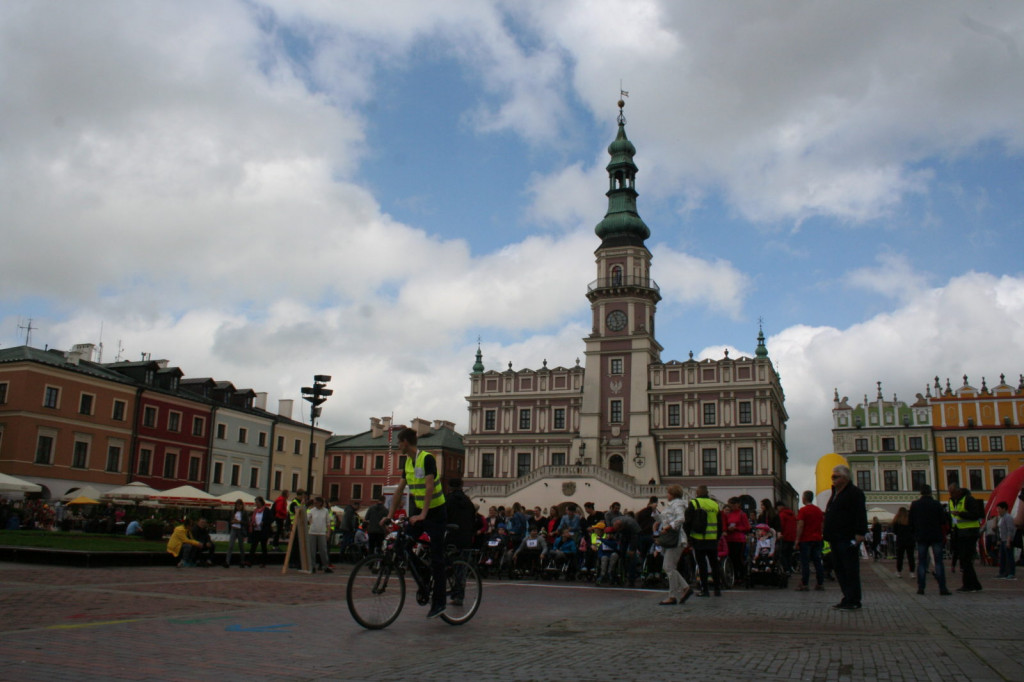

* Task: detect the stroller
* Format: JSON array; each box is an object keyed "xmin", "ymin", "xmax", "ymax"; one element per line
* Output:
[{"xmin": 746, "ymin": 524, "xmax": 789, "ymax": 589}]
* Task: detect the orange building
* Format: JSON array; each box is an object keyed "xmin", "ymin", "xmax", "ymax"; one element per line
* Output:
[{"xmin": 931, "ymin": 374, "xmax": 1024, "ymax": 503}]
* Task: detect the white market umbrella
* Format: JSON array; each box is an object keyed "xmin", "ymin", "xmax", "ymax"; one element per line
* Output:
[
  {"xmin": 0, "ymin": 472, "xmax": 42, "ymax": 493},
  {"xmin": 104, "ymin": 481, "xmax": 161, "ymax": 500},
  {"xmin": 148, "ymin": 485, "xmax": 219, "ymax": 505},
  {"xmin": 216, "ymin": 490, "xmax": 258, "ymax": 506},
  {"xmin": 867, "ymin": 507, "xmax": 895, "ymax": 524},
  {"xmin": 61, "ymin": 485, "xmax": 103, "ymax": 502}
]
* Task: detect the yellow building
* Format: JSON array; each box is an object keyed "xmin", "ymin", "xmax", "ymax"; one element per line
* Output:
[{"xmin": 931, "ymin": 374, "xmax": 1024, "ymax": 503}]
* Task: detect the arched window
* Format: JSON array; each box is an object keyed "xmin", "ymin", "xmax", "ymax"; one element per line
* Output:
[{"xmin": 610, "ymin": 266, "xmax": 623, "ymax": 286}]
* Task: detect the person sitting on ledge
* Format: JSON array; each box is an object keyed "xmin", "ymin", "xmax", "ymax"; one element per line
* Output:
[{"xmin": 167, "ymin": 518, "xmax": 202, "ymax": 567}]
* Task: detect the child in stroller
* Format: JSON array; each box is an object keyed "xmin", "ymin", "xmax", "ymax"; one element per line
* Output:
[{"xmin": 747, "ymin": 523, "xmax": 789, "ymax": 588}]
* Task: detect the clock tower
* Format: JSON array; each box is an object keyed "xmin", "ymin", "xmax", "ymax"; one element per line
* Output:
[{"xmin": 579, "ymin": 100, "xmax": 662, "ymax": 480}]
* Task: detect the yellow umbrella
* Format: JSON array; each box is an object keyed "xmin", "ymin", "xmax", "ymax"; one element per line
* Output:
[{"xmin": 66, "ymin": 496, "xmax": 101, "ymax": 505}]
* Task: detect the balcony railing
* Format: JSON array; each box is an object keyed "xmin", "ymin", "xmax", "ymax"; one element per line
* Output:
[{"xmin": 587, "ymin": 276, "xmax": 659, "ymax": 293}]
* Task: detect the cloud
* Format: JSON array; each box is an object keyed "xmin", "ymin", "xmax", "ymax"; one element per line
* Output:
[{"xmin": 844, "ymin": 253, "xmax": 931, "ymax": 301}]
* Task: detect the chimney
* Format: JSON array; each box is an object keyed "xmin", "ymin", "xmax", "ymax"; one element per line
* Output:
[
  {"xmin": 278, "ymin": 399, "xmax": 294, "ymax": 419},
  {"xmin": 254, "ymin": 392, "xmax": 268, "ymax": 411},
  {"xmin": 412, "ymin": 417, "xmax": 432, "ymax": 438},
  {"xmin": 68, "ymin": 343, "xmax": 96, "ymax": 364},
  {"xmin": 433, "ymin": 419, "xmax": 455, "ymax": 431},
  {"xmin": 370, "ymin": 417, "xmax": 382, "ymax": 439}
]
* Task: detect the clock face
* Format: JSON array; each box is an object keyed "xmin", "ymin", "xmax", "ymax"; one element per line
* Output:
[{"xmin": 606, "ymin": 310, "xmax": 628, "ymax": 332}]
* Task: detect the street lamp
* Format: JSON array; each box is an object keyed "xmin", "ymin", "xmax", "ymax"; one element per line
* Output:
[
  {"xmin": 301, "ymin": 375, "xmax": 332, "ymax": 495},
  {"xmin": 633, "ymin": 440, "xmax": 645, "ymax": 468}
]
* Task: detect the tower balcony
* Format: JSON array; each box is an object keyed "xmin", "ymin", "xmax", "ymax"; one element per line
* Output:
[{"xmin": 586, "ymin": 276, "xmax": 661, "ymax": 302}]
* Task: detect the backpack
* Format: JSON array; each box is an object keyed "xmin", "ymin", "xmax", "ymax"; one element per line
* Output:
[{"xmin": 690, "ymin": 501, "xmax": 708, "ymax": 535}]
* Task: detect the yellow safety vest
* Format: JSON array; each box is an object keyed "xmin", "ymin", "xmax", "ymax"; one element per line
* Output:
[
  {"xmin": 405, "ymin": 450, "xmax": 446, "ymax": 511},
  {"xmin": 949, "ymin": 496, "xmax": 980, "ymax": 530},
  {"xmin": 689, "ymin": 497, "xmax": 720, "ymax": 541}
]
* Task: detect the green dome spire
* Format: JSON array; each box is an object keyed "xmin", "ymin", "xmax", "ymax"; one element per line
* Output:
[
  {"xmin": 594, "ymin": 98, "xmax": 650, "ymax": 247},
  {"xmin": 756, "ymin": 325, "xmax": 769, "ymax": 358},
  {"xmin": 472, "ymin": 344, "xmax": 485, "ymax": 374}
]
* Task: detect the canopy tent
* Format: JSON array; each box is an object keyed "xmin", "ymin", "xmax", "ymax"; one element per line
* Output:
[
  {"xmin": 867, "ymin": 507, "xmax": 895, "ymax": 524},
  {"xmin": 66, "ymin": 496, "xmax": 101, "ymax": 505},
  {"xmin": 984, "ymin": 465, "xmax": 1024, "ymax": 519},
  {"xmin": 103, "ymin": 481, "xmax": 162, "ymax": 500},
  {"xmin": 61, "ymin": 485, "xmax": 103, "ymax": 502},
  {"xmin": 0, "ymin": 472, "xmax": 43, "ymax": 493},
  {"xmin": 148, "ymin": 485, "xmax": 219, "ymax": 505},
  {"xmin": 215, "ymin": 490, "xmax": 258, "ymax": 506}
]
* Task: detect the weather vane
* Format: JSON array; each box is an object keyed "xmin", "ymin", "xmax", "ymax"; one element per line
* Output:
[{"xmin": 618, "ymin": 80, "xmax": 628, "ymax": 123}]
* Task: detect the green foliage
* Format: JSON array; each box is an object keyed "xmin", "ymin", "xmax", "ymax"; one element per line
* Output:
[{"xmin": 0, "ymin": 530, "xmax": 167, "ymax": 552}]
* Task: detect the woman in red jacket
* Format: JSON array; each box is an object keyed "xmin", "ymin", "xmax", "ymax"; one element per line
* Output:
[{"xmin": 722, "ymin": 498, "xmax": 751, "ymax": 583}]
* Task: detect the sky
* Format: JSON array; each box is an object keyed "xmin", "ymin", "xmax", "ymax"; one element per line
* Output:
[{"xmin": 3, "ymin": 1, "xmax": 1024, "ymax": 494}]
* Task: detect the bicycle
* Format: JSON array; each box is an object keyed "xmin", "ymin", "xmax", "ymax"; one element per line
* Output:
[{"xmin": 346, "ymin": 520, "xmax": 482, "ymax": 629}]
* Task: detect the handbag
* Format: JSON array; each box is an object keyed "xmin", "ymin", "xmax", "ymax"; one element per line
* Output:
[{"xmin": 657, "ymin": 527, "xmax": 680, "ymax": 548}]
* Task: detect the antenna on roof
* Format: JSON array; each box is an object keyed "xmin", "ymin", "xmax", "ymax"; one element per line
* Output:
[
  {"xmin": 97, "ymin": 321, "xmax": 104, "ymax": 363},
  {"xmin": 18, "ymin": 318, "xmax": 37, "ymax": 346},
  {"xmin": 115, "ymin": 340, "xmax": 125, "ymax": 362}
]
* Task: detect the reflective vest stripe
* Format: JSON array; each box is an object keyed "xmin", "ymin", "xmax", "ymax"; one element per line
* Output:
[{"xmin": 689, "ymin": 497, "xmax": 719, "ymax": 541}]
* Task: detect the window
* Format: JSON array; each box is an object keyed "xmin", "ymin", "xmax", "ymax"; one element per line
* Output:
[
  {"xmin": 293, "ymin": 439, "xmax": 302, "ymax": 454},
  {"xmin": 881, "ymin": 437, "xmax": 896, "ymax": 452},
  {"xmin": 969, "ymin": 469, "xmax": 983, "ymax": 490},
  {"xmin": 238, "ymin": 427, "xmax": 248, "ymax": 444},
  {"xmin": 552, "ymin": 452, "xmax": 566, "ymax": 466},
  {"xmin": 329, "ymin": 484, "xmax": 340, "ymax": 501},
  {"xmin": 43, "ymin": 386, "xmax": 60, "ymax": 409},
  {"xmin": 35, "ymin": 435, "xmax": 54, "ymax": 464},
  {"xmin": 372, "ymin": 484, "xmax": 383, "ymax": 500},
  {"xmin": 944, "ymin": 437, "xmax": 958, "ymax": 453},
  {"xmin": 163, "ymin": 452, "xmax": 178, "ymax": 479},
  {"xmin": 993, "ymin": 468, "xmax": 1007, "ymax": 488},
  {"xmin": 856, "ymin": 470, "xmax": 872, "ymax": 491},
  {"xmin": 230, "ymin": 464, "xmax": 240, "ymax": 487},
  {"xmin": 72, "ymin": 441, "xmax": 89, "ymax": 469},
  {"xmin": 332, "ymin": 455, "xmax": 341, "ymax": 470},
  {"xmin": 701, "ymin": 448, "xmax": 718, "ymax": 475},
  {"xmin": 990, "ymin": 436, "xmax": 1003, "ymax": 452},
  {"xmin": 138, "ymin": 448, "xmax": 152, "ymax": 475},
  {"xmin": 0, "ymin": 382, "xmax": 7, "ymax": 404},
  {"xmin": 354, "ymin": 455, "xmax": 364, "ymax": 471},
  {"xmin": 352, "ymin": 483, "xmax": 363, "ymax": 501},
  {"xmin": 213, "ymin": 462, "xmax": 224, "ymax": 485},
  {"xmin": 966, "ymin": 436, "xmax": 980, "ymax": 452},
  {"xmin": 610, "ymin": 400, "xmax": 623, "ymax": 424},
  {"xmin": 854, "ymin": 438, "xmax": 869, "ymax": 453},
  {"xmin": 738, "ymin": 447, "xmax": 754, "ymax": 475},
  {"xmin": 553, "ymin": 408, "xmax": 566, "ymax": 430},
  {"xmin": 738, "ymin": 401, "xmax": 752, "ymax": 424},
  {"xmin": 112, "ymin": 399, "xmax": 126, "ymax": 421},
  {"xmin": 519, "ymin": 409, "xmax": 531, "ymax": 430},
  {"xmin": 911, "ymin": 470, "xmax": 927, "ymax": 492},
  {"xmin": 277, "ymin": 435, "xmax": 285, "ymax": 451},
  {"xmin": 79, "ymin": 393, "xmax": 94, "ymax": 415},
  {"xmin": 216, "ymin": 423, "xmax": 226, "ymax": 439},
  {"xmin": 517, "ymin": 452, "xmax": 531, "ymax": 477},
  {"xmin": 481, "ymin": 453, "xmax": 495, "ymax": 478},
  {"xmin": 610, "ymin": 358, "xmax": 623, "ymax": 374},
  {"xmin": 374, "ymin": 455, "xmax": 384, "ymax": 470},
  {"xmin": 258, "ymin": 432, "xmax": 267, "ymax": 448},
  {"xmin": 192, "ymin": 417, "xmax": 205, "ymax": 437},
  {"xmin": 883, "ymin": 470, "xmax": 899, "ymax": 492},
  {"xmin": 168, "ymin": 412, "xmax": 181, "ymax": 432},
  {"xmin": 249, "ymin": 467, "xmax": 259, "ymax": 488},
  {"xmin": 291, "ymin": 473, "xmax": 299, "ymax": 491},
  {"xmin": 188, "ymin": 457, "xmax": 200, "ymax": 481},
  {"xmin": 946, "ymin": 469, "xmax": 960, "ymax": 486},
  {"xmin": 667, "ymin": 449, "xmax": 683, "ymax": 476},
  {"xmin": 908, "ymin": 436, "xmax": 923, "ymax": 451},
  {"xmin": 273, "ymin": 471, "xmax": 282, "ymax": 489},
  {"xmin": 484, "ymin": 410, "xmax": 496, "ymax": 430},
  {"xmin": 143, "ymin": 406, "xmax": 157, "ymax": 427},
  {"xmin": 668, "ymin": 404, "xmax": 681, "ymax": 427},
  {"xmin": 703, "ymin": 403, "xmax": 716, "ymax": 425},
  {"xmin": 611, "ymin": 265, "xmax": 623, "ymax": 285},
  {"xmin": 105, "ymin": 445, "xmax": 121, "ymax": 472}
]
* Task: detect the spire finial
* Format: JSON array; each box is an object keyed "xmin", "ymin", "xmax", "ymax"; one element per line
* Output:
[{"xmin": 618, "ymin": 83, "xmax": 628, "ymax": 124}]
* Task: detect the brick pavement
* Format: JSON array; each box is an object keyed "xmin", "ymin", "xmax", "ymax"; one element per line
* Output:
[{"xmin": 1, "ymin": 557, "xmax": 1022, "ymax": 681}]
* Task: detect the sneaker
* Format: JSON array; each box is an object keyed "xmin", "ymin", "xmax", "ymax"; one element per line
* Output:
[
  {"xmin": 837, "ymin": 603, "xmax": 862, "ymax": 610},
  {"xmin": 831, "ymin": 602, "xmax": 846, "ymax": 609},
  {"xmin": 426, "ymin": 605, "xmax": 446, "ymax": 619},
  {"xmin": 895, "ymin": 572, "xmax": 902, "ymax": 578},
  {"xmin": 1005, "ymin": 576, "xmax": 1017, "ymax": 581}
]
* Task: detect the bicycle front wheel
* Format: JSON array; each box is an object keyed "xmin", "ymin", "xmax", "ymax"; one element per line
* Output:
[
  {"xmin": 347, "ymin": 555, "xmax": 406, "ymax": 630},
  {"xmin": 441, "ymin": 559, "xmax": 482, "ymax": 625}
]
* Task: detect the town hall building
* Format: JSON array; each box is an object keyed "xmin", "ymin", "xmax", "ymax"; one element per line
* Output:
[{"xmin": 462, "ymin": 102, "xmax": 792, "ymax": 512}]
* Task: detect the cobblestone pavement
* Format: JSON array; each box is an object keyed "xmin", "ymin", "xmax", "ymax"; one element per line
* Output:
[{"xmin": 1, "ymin": 557, "xmax": 1022, "ymax": 681}]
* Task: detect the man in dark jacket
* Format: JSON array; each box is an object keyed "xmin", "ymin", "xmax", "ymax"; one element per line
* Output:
[
  {"xmin": 445, "ymin": 478, "xmax": 477, "ymax": 553},
  {"xmin": 363, "ymin": 497, "xmax": 389, "ymax": 555},
  {"xmin": 908, "ymin": 484, "xmax": 951, "ymax": 595},
  {"xmin": 947, "ymin": 483, "xmax": 983, "ymax": 592},
  {"xmin": 823, "ymin": 465, "xmax": 867, "ymax": 610}
]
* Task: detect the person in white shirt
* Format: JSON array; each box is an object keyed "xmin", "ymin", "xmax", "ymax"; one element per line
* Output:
[{"xmin": 307, "ymin": 496, "xmax": 333, "ymax": 573}]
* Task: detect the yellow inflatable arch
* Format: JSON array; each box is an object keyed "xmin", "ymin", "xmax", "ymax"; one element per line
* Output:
[{"xmin": 815, "ymin": 453, "xmax": 850, "ymax": 505}]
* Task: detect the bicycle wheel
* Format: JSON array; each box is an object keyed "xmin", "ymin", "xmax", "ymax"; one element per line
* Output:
[
  {"xmin": 347, "ymin": 555, "xmax": 406, "ymax": 630},
  {"xmin": 441, "ymin": 559, "xmax": 482, "ymax": 625},
  {"xmin": 720, "ymin": 556, "xmax": 735, "ymax": 589}
]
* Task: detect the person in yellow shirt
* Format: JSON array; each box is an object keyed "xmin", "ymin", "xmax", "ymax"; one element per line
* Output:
[{"xmin": 166, "ymin": 518, "xmax": 202, "ymax": 567}]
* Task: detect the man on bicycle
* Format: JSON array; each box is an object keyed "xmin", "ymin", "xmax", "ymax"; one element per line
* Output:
[{"xmin": 385, "ymin": 427, "xmax": 449, "ymax": 619}]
